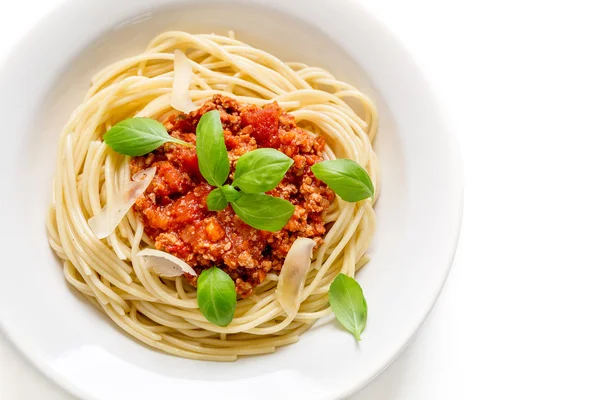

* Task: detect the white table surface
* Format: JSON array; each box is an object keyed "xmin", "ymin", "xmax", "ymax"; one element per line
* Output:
[{"xmin": 2, "ymin": 0, "xmax": 600, "ymax": 399}]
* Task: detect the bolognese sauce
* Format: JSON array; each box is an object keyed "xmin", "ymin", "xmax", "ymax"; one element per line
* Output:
[{"xmin": 130, "ymin": 95, "xmax": 334, "ymax": 297}]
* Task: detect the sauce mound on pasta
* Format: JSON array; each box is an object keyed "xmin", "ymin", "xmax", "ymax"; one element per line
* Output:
[{"xmin": 130, "ymin": 95, "xmax": 334, "ymax": 297}]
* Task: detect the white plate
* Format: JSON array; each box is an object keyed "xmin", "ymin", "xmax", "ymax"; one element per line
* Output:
[{"xmin": 0, "ymin": 0, "xmax": 462, "ymax": 399}]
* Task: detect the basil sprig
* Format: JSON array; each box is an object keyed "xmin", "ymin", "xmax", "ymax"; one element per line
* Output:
[
  {"xmin": 311, "ymin": 159, "xmax": 374, "ymax": 202},
  {"xmin": 328, "ymin": 273, "xmax": 368, "ymax": 340},
  {"xmin": 196, "ymin": 110, "xmax": 230, "ymax": 187},
  {"xmin": 193, "ymin": 111, "xmax": 294, "ymax": 230},
  {"xmin": 233, "ymin": 148, "xmax": 294, "ymax": 193},
  {"xmin": 196, "ymin": 267, "xmax": 237, "ymax": 327},
  {"xmin": 103, "ymin": 118, "xmax": 193, "ymax": 156}
]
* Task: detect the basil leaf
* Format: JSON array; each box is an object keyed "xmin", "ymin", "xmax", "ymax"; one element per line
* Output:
[
  {"xmin": 328, "ymin": 273, "xmax": 368, "ymax": 340},
  {"xmin": 207, "ymin": 188, "xmax": 228, "ymax": 211},
  {"xmin": 207, "ymin": 185, "xmax": 241, "ymax": 211},
  {"xmin": 232, "ymin": 148, "xmax": 293, "ymax": 193},
  {"xmin": 231, "ymin": 193, "xmax": 295, "ymax": 231},
  {"xmin": 311, "ymin": 159, "xmax": 374, "ymax": 202},
  {"xmin": 221, "ymin": 184, "xmax": 241, "ymax": 203},
  {"xmin": 103, "ymin": 117, "xmax": 192, "ymax": 156},
  {"xmin": 196, "ymin": 267, "xmax": 237, "ymax": 327},
  {"xmin": 196, "ymin": 110, "xmax": 230, "ymax": 187}
]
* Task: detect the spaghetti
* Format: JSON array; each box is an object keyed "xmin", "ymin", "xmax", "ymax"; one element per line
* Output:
[{"xmin": 47, "ymin": 31, "xmax": 379, "ymax": 361}]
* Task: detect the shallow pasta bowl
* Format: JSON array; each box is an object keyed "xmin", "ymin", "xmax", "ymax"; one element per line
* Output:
[{"xmin": 0, "ymin": 0, "xmax": 463, "ymax": 399}]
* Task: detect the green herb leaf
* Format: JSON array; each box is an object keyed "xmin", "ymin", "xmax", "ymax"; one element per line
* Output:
[
  {"xmin": 103, "ymin": 117, "xmax": 193, "ymax": 156},
  {"xmin": 207, "ymin": 188, "xmax": 228, "ymax": 211},
  {"xmin": 311, "ymin": 159, "xmax": 374, "ymax": 202},
  {"xmin": 328, "ymin": 273, "xmax": 368, "ymax": 340},
  {"xmin": 231, "ymin": 193, "xmax": 295, "ymax": 231},
  {"xmin": 207, "ymin": 185, "xmax": 241, "ymax": 211},
  {"xmin": 221, "ymin": 184, "xmax": 241, "ymax": 203},
  {"xmin": 196, "ymin": 267, "xmax": 237, "ymax": 327},
  {"xmin": 196, "ymin": 110, "xmax": 230, "ymax": 187},
  {"xmin": 232, "ymin": 148, "xmax": 293, "ymax": 193}
]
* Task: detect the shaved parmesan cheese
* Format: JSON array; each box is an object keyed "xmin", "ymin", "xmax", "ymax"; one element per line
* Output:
[
  {"xmin": 171, "ymin": 50, "xmax": 199, "ymax": 114},
  {"xmin": 276, "ymin": 238, "xmax": 317, "ymax": 316},
  {"xmin": 136, "ymin": 248, "xmax": 197, "ymax": 277},
  {"xmin": 88, "ymin": 167, "xmax": 156, "ymax": 239}
]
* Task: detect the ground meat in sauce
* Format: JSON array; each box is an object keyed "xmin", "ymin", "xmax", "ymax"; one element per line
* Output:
[{"xmin": 130, "ymin": 95, "xmax": 334, "ymax": 298}]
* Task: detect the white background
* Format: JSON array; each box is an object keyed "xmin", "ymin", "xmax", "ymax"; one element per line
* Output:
[{"xmin": 2, "ymin": 0, "xmax": 600, "ymax": 399}]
